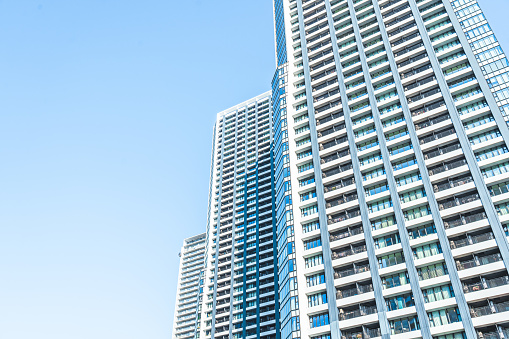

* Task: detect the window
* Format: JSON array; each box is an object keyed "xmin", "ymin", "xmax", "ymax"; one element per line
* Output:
[
  {"xmin": 369, "ymin": 198, "xmax": 392, "ymax": 213},
  {"xmin": 460, "ymin": 13, "xmax": 485, "ymax": 28},
  {"xmin": 400, "ymin": 188, "xmax": 426, "ymax": 203},
  {"xmin": 308, "ymin": 292, "xmax": 327, "ymax": 307},
  {"xmin": 495, "ymin": 88, "xmax": 509, "ymax": 101},
  {"xmin": 413, "ymin": 242, "xmax": 442, "ymax": 259},
  {"xmin": 382, "ymin": 272, "xmax": 409, "ymax": 289},
  {"xmin": 456, "ymin": 3, "xmax": 480, "ymax": 18},
  {"xmin": 405, "ymin": 206, "xmax": 431, "ymax": 221},
  {"xmin": 396, "ymin": 172, "xmax": 421, "ymax": 186},
  {"xmin": 372, "ymin": 215, "xmax": 395, "ymax": 230},
  {"xmin": 379, "ymin": 251, "xmax": 404, "ymax": 268},
  {"xmin": 304, "ymin": 237, "xmax": 321, "ymax": 250},
  {"xmin": 389, "ymin": 316, "xmax": 420, "ymax": 335},
  {"xmin": 418, "ymin": 263, "xmax": 448, "ymax": 280},
  {"xmin": 375, "ymin": 233, "xmax": 400, "ymax": 249},
  {"xmin": 465, "ymin": 23, "xmax": 490, "ymax": 39},
  {"xmin": 303, "ymin": 221, "xmax": 320, "ymax": 233},
  {"xmin": 423, "ymin": 285, "xmax": 454, "ymax": 303},
  {"xmin": 305, "ymin": 254, "xmax": 323, "ymax": 268},
  {"xmin": 301, "ymin": 204, "xmax": 318, "ymax": 217},
  {"xmin": 386, "ymin": 293, "xmax": 414, "ymax": 311},
  {"xmin": 307, "ymin": 273, "xmax": 325, "ymax": 287},
  {"xmin": 428, "ymin": 308, "xmax": 461, "ymax": 327},
  {"xmin": 309, "ymin": 313, "xmax": 330, "ymax": 328},
  {"xmin": 471, "ymin": 35, "xmax": 497, "ymax": 51},
  {"xmin": 483, "ymin": 58, "xmax": 509, "ymax": 74}
]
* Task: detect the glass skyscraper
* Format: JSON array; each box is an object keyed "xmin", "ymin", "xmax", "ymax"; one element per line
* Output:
[{"xmin": 272, "ymin": 0, "xmax": 509, "ymax": 338}]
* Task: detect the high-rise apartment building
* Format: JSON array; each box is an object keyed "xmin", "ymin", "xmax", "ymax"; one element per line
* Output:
[
  {"xmin": 172, "ymin": 233, "xmax": 206, "ymax": 339},
  {"xmin": 271, "ymin": 0, "xmax": 509, "ymax": 338},
  {"xmin": 198, "ymin": 92, "xmax": 279, "ymax": 339}
]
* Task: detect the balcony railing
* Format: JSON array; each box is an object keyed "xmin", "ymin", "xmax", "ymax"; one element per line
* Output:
[
  {"xmin": 490, "ymin": 183, "xmax": 509, "ymax": 197},
  {"xmin": 428, "ymin": 158, "xmax": 467, "ymax": 176},
  {"xmin": 401, "ymin": 63, "xmax": 432, "ymax": 79},
  {"xmin": 339, "ymin": 305, "xmax": 377, "ymax": 320},
  {"xmin": 408, "ymin": 87, "xmax": 441, "ymax": 103},
  {"xmin": 433, "ymin": 175, "xmax": 472, "ymax": 193},
  {"xmin": 405, "ymin": 74, "xmax": 435, "ymax": 91},
  {"xmin": 321, "ymin": 136, "xmax": 348, "ymax": 151},
  {"xmin": 415, "ymin": 113, "xmax": 450, "ymax": 130},
  {"xmin": 317, "ymin": 111, "xmax": 343, "ymax": 125},
  {"xmin": 457, "ymin": 253, "xmax": 502, "ymax": 271},
  {"xmin": 318, "ymin": 123, "xmax": 346, "ymax": 138},
  {"xmin": 438, "ymin": 193, "xmax": 479, "ymax": 210},
  {"xmin": 321, "ymin": 149, "xmax": 350, "ymax": 164},
  {"xmin": 332, "ymin": 244, "xmax": 367, "ymax": 260},
  {"xmin": 424, "ymin": 142, "xmax": 461, "ymax": 160},
  {"xmin": 444, "ymin": 211, "xmax": 487, "ymax": 229},
  {"xmin": 327, "ymin": 193, "xmax": 358, "ymax": 208},
  {"xmin": 330, "ymin": 227, "xmax": 363, "ymax": 242},
  {"xmin": 450, "ymin": 232, "xmax": 494, "ymax": 249},
  {"xmin": 420, "ymin": 127, "xmax": 456, "ymax": 144},
  {"xmin": 328, "ymin": 209, "xmax": 361, "ymax": 225},
  {"xmin": 324, "ymin": 177, "xmax": 355, "ymax": 193},
  {"xmin": 334, "ymin": 262, "xmax": 370, "ymax": 279},
  {"xmin": 411, "ymin": 100, "xmax": 446, "ymax": 117},
  {"xmin": 463, "ymin": 276, "xmax": 509, "ymax": 293},
  {"xmin": 470, "ymin": 301, "xmax": 509, "ymax": 318},
  {"xmin": 337, "ymin": 284, "xmax": 373, "ymax": 299}
]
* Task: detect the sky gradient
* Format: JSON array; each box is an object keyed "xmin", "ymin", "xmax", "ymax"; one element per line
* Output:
[{"xmin": 0, "ymin": 1, "xmax": 507, "ymax": 338}]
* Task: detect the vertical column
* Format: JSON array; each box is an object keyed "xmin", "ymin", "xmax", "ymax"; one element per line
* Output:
[
  {"xmin": 210, "ymin": 117, "xmax": 226, "ymax": 339},
  {"xmin": 295, "ymin": 2, "xmax": 342, "ymax": 338},
  {"xmin": 227, "ymin": 109, "xmax": 242, "ymax": 339},
  {"xmin": 323, "ymin": 0, "xmax": 393, "ymax": 337}
]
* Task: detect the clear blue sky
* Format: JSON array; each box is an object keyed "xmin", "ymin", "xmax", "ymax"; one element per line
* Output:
[{"xmin": 0, "ymin": 1, "xmax": 506, "ymax": 339}]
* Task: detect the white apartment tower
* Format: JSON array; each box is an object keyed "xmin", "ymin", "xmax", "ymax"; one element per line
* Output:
[
  {"xmin": 172, "ymin": 233, "xmax": 206, "ymax": 339},
  {"xmin": 271, "ymin": 0, "xmax": 509, "ymax": 338},
  {"xmin": 199, "ymin": 92, "xmax": 279, "ymax": 339}
]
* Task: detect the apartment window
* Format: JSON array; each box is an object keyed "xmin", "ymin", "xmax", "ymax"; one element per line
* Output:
[
  {"xmin": 304, "ymin": 237, "xmax": 321, "ymax": 250},
  {"xmin": 386, "ymin": 293, "xmax": 414, "ymax": 311},
  {"xmin": 371, "ymin": 215, "xmax": 395, "ymax": 230},
  {"xmin": 309, "ymin": 313, "xmax": 330, "ymax": 328},
  {"xmin": 428, "ymin": 308, "xmax": 461, "ymax": 327},
  {"xmin": 301, "ymin": 205, "xmax": 318, "ymax": 217},
  {"xmin": 413, "ymin": 242, "xmax": 442, "ymax": 259},
  {"xmin": 305, "ymin": 254, "xmax": 323, "ymax": 268},
  {"xmin": 418, "ymin": 263, "xmax": 448, "ymax": 280},
  {"xmin": 368, "ymin": 198, "xmax": 392, "ymax": 213},
  {"xmin": 423, "ymin": 285, "xmax": 454, "ymax": 303},
  {"xmin": 303, "ymin": 221, "xmax": 320, "ymax": 233},
  {"xmin": 307, "ymin": 273, "xmax": 326, "ymax": 287},
  {"xmin": 379, "ymin": 251, "xmax": 404, "ymax": 268},
  {"xmin": 308, "ymin": 292, "xmax": 327, "ymax": 307},
  {"xmin": 400, "ymin": 188, "xmax": 426, "ymax": 203},
  {"xmin": 396, "ymin": 172, "xmax": 421, "ymax": 187},
  {"xmin": 382, "ymin": 272, "xmax": 409, "ymax": 289},
  {"xmin": 404, "ymin": 206, "xmax": 431, "ymax": 221},
  {"xmin": 389, "ymin": 316, "xmax": 419, "ymax": 335},
  {"xmin": 374, "ymin": 233, "xmax": 400, "ymax": 249}
]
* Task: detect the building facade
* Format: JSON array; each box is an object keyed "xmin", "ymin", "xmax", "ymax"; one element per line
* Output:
[
  {"xmin": 172, "ymin": 233, "xmax": 206, "ymax": 339},
  {"xmin": 272, "ymin": 0, "xmax": 509, "ymax": 339},
  {"xmin": 198, "ymin": 92, "xmax": 280, "ymax": 339}
]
